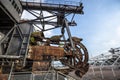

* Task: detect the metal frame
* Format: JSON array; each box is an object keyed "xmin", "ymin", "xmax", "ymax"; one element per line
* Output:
[{"xmin": 88, "ymin": 47, "xmax": 120, "ymax": 79}]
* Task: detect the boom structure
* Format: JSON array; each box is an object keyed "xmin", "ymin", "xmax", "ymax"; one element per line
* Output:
[{"xmin": 21, "ymin": 1, "xmax": 84, "ymax": 14}]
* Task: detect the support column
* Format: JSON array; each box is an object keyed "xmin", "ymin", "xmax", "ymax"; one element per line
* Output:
[
  {"xmin": 8, "ymin": 62, "xmax": 14, "ymax": 80},
  {"xmin": 64, "ymin": 19, "xmax": 75, "ymax": 51}
]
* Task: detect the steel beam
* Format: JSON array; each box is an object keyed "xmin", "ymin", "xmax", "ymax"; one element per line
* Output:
[
  {"xmin": 0, "ymin": 55, "xmax": 21, "ymax": 59},
  {"xmin": 21, "ymin": 1, "xmax": 84, "ymax": 14},
  {"xmin": 64, "ymin": 19, "xmax": 75, "ymax": 51}
]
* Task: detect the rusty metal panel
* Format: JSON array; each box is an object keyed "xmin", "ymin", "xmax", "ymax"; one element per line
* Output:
[
  {"xmin": 0, "ymin": 74, "xmax": 8, "ymax": 80},
  {"xmin": 28, "ymin": 46, "xmax": 44, "ymax": 60},
  {"xmin": 45, "ymin": 46, "xmax": 64, "ymax": 57},
  {"xmin": 28, "ymin": 46, "xmax": 64, "ymax": 60},
  {"xmin": 32, "ymin": 61, "xmax": 50, "ymax": 71}
]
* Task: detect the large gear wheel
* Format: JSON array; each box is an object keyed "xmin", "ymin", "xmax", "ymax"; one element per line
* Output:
[{"xmin": 61, "ymin": 40, "xmax": 89, "ymax": 77}]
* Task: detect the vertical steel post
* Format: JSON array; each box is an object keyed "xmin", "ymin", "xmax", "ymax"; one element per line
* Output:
[
  {"xmin": 91, "ymin": 66, "xmax": 95, "ymax": 76},
  {"xmin": 111, "ymin": 67, "xmax": 116, "ymax": 77},
  {"xmin": 32, "ymin": 73, "xmax": 35, "ymax": 80},
  {"xmin": 100, "ymin": 67, "xmax": 104, "ymax": 79},
  {"xmin": 8, "ymin": 62, "xmax": 14, "ymax": 80},
  {"xmin": 111, "ymin": 55, "xmax": 120, "ymax": 77},
  {"xmin": 56, "ymin": 71, "xmax": 58, "ymax": 80}
]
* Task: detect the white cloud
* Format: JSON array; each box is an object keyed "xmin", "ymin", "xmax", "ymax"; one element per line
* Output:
[
  {"xmin": 34, "ymin": 0, "xmax": 44, "ymax": 2},
  {"xmin": 116, "ymin": 26, "xmax": 120, "ymax": 36},
  {"xmin": 43, "ymin": 25, "xmax": 54, "ymax": 37},
  {"xmin": 44, "ymin": 30, "xmax": 53, "ymax": 37},
  {"xmin": 43, "ymin": 11, "xmax": 57, "ymax": 22},
  {"xmin": 103, "ymin": 40, "xmax": 119, "ymax": 48},
  {"xmin": 21, "ymin": 10, "xmax": 36, "ymax": 19}
]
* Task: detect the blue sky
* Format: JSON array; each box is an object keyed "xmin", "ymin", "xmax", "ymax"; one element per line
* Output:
[
  {"xmin": 22, "ymin": 0, "xmax": 120, "ymax": 57},
  {"xmin": 72, "ymin": 0, "xmax": 120, "ymax": 57}
]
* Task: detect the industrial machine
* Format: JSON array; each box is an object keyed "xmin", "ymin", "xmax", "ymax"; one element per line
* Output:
[{"xmin": 0, "ymin": 0, "xmax": 89, "ymax": 79}]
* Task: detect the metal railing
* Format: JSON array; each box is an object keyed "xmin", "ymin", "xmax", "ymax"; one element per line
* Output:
[{"xmin": 9, "ymin": 71, "xmax": 76, "ymax": 80}]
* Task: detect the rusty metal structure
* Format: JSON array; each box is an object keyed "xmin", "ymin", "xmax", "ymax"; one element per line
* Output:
[{"xmin": 0, "ymin": 0, "xmax": 89, "ymax": 79}]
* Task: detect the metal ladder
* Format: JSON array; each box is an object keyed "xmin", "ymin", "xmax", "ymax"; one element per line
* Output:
[{"xmin": 4, "ymin": 23, "xmax": 33, "ymax": 66}]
